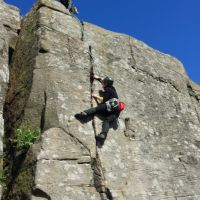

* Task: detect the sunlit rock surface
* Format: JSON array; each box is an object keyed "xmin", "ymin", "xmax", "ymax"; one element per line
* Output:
[{"xmin": 2, "ymin": 0, "xmax": 200, "ymax": 199}]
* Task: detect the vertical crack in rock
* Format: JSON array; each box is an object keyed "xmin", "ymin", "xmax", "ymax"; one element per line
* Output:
[
  {"xmin": 187, "ymin": 84, "xmax": 200, "ymax": 125},
  {"xmin": 40, "ymin": 91, "xmax": 47, "ymax": 132},
  {"xmin": 128, "ymin": 36, "xmax": 136, "ymax": 69},
  {"xmin": 92, "ymin": 153, "xmax": 113, "ymax": 200},
  {"xmin": 88, "ymin": 45, "xmax": 97, "ymax": 136},
  {"xmin": 89, "ymin": 46, "xmax": 94, "ymax": 107},
  {"xmin": 8, "ymin": 46, "xmax": 15, "ymax": 65},
  {"xmin": 80, "ymin": 20, "xmax": 84, "ymax": 41},
  {"xmin": 68, "ymin": 13, "xmax": 84, "ymax": 41},
  {"xmin": 187, "ymin": 84, "xmax": 200, "ymax": 102},
  {"xmin": 88, "ymin": 45, "xmax": 113, "ymax": 200},
  {"xmin": 76, "ymin": 19, "xmax": 84, "ymax": 41}
]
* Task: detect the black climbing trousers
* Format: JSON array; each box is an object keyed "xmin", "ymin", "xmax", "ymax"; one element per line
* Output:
[
  {"xmin": 84, "ymin": 103, "xmax": 107, "ymax": 115},
  {"xmin": 84, "ymin": 104, "xmax": 119, "ymax": 138}
]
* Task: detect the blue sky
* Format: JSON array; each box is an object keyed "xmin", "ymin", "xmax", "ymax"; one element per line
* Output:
[{"xmin": 5, "ymin": 0, "xmax": 200, "ymax": 84}]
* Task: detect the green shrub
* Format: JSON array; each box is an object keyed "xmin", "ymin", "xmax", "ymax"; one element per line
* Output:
[
  {"xmin": 14, "ymin": 127, "xmax": 41, "ymax": 150},
  {"xmin": 0, "ymin": 167, "xmax": 8, "ymax": 189}
]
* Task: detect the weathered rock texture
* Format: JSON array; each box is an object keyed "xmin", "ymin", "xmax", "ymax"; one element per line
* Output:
[
  {"xmin": 0, "ymin": 0, "xmax": 20, "ymax": 198},
  {"xmin": 2, "ymin": 0, "xmax": 200, "ymax": 199}
]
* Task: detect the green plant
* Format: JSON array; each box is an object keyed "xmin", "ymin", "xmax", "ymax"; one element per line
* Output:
[
  {"xmin": 14, "ymin": 127, "xmax": 41, "ymax": 150},
  {"xmin": 0, "ymin": 169, "xmax": 8, "ymax": 189},
  {"xmin": 0, "ymin": 156, "xmax": 8, "ymax": 190}
]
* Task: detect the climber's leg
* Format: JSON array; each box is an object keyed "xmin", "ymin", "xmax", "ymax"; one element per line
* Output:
[
  {"xmin": 96, "ymin": 114, "xmax": 118, "ymax": 140},
  {"xmin": 94, "ymin": 103, "xmax": 107, "ymax": 114},
  {"xmin": 75, "ymin": 104, "xmax": 107, "ymax": 120},
  {"xmin": 75, "ymin": 107, "xmax": 96, "ymax": 120}
]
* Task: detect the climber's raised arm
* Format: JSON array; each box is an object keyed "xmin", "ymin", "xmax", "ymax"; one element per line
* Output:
[
  {"xmin": 92, "ymin": 92, "xmax": 103, "ymax": 103},
  {"xmin": 93, "ymin": 75, "xmax": 102, "ymax": 83}
]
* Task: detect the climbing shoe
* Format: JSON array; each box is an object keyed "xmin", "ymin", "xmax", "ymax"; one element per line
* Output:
[
  {"xmin": 75, "ymin": 112, "xmax": 88, "ymax": 120},
  {"xmin": 95, "ymin": 133, "xmax": 106, "ymax": 141},
  {"xmin": 96, "ymin": 133, "xmax": 106, "ymax": 148}
]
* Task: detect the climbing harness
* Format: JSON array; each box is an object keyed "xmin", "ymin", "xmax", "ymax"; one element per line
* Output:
[
  {"xmin": 106, "ymin": 98, "xmax": 119, "ymax": 112},
  {"xmin": 106, "ymin": 98, "xmax": 126, "ymax": 112}
]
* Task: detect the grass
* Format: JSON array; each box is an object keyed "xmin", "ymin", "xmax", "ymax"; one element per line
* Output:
[{"xmin": 13, "ymin": 127, "xmax": 41, "ymax": 150}]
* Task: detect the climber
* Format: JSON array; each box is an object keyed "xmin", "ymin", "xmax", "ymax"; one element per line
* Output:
[
  {"xmin": 60, "ymin": 0, "xmax": 78, "ymax": 14},
  {"xmin": 75, "ymin": 75, "xmax": 124, "ymax": 144}
]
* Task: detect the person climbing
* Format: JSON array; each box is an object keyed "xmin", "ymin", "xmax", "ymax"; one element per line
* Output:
[
  {"xmin": 75, "ymin": 75, "xmax": 123, "ymax": 144},
  {"xmin": 60, "ymin": 0, "xmax": 78, "ymax": 14}
]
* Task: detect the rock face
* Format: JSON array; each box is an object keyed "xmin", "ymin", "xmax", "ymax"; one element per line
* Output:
[
  {"xmin": 0, "ymin": 0, "xmax": 20, "ymax": 198},
  {"xmin": 2, "ymin": 0, "xmax": 200, "ymax": 199}
]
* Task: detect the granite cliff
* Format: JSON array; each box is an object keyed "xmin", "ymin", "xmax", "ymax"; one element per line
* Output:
[{"xmin": 1, "ymin": 0, "xmax": 200, "ymax": 199}]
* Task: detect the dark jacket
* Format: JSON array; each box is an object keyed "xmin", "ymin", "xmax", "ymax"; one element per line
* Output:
[{"xmin": 101, "ymin": 86, "xmax": 119, "ymax": 103}]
